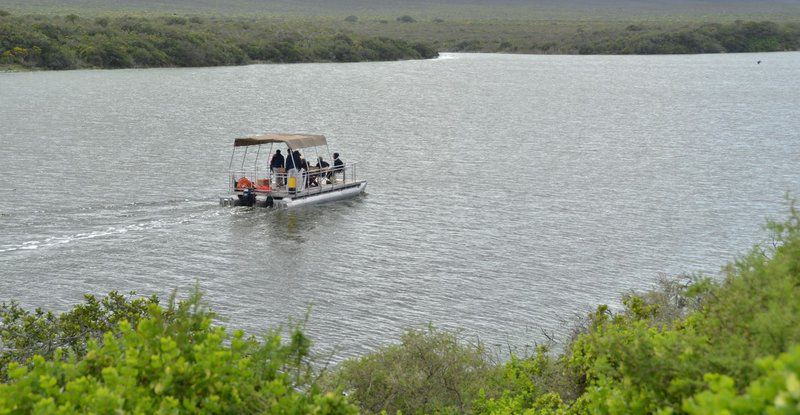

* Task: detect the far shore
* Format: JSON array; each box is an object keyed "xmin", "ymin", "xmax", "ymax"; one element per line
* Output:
[{"xmin": 1, "ymin": 13, "xmax": 798, "ymax": 71}]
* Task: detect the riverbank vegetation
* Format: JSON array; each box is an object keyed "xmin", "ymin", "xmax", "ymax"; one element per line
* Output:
[
  {"xmin": 2, "ymin": 9, "xmax": 800, "ymax": 70},
  {"xmin": 0, "ymin": 13, "xmax": 438, "ymax": 70},
  {"xmin": 1, "ymin": 203, "xmax": 799, "ymax": 413}
]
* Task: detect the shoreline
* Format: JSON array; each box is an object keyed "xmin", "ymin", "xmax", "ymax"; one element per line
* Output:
[{"xmin": 4, "ymin": 48, "xmax": 798, "ymax": 73}]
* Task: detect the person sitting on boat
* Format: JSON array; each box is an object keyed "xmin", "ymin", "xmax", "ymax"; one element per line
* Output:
[
  {"xmin": 331, "ymin": 153, "xmax": 344, "ymax": 182},
  {"xmin": 270, "ymin": 149, "xmax": 285, "ymax": 186},
  {"xmin": 310, "ymin": 157, "xmax": 330, "ymax": 186},
  {"xmin": 316, "ymin": 157, "xmax": 330, "ymax": 170},
  {"xmin": 333, "ymin": 153, "xmax": 343, "ymax": 170}
]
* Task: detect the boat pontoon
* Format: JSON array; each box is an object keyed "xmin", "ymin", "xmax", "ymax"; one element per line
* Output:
[{"xmin": 219, "ymin": 133, "xmax": 366, "ymax": 208}]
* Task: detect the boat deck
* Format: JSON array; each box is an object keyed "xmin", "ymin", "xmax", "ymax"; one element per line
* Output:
[{"xmin": 234, "ymin": 180, "xmax": 363, "ymax": 200}]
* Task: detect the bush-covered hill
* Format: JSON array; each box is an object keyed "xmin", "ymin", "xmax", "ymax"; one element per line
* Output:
[{"xmin": 1, "ymin": 202, "xmax": 799, "ymax": 413}]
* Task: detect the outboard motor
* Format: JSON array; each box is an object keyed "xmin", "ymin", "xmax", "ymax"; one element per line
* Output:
[{"xmin": 238, "ymin": 188, "xmax": 256, "ymax": 207}]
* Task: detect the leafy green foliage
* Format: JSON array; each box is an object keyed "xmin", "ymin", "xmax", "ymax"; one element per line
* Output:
[
  {"xmin": 559, "ymin": 201, "xmax": 800, "ymax": 414},
  {"xmin": 683, "ymin": 345, "xmax": 800, "ymax": 414},
  {"xmin": 0, "ymin": 290, "xmax": 356, "ymax": 414},
  {"xmin": 0, "ymin": 291, "xmax": 158, "ymax": 382},
  {"xmin": 2, "ymin": 206, "xmax": 798, "ymax": 413},
  {"xmin": 473, "ymin": 346, "xmax": 576, "ymax": 415},
  {"xmin": 0, "ymin": 14, "xmax": 438, "ymax": 70},
  {"xmin": 327, "ymin": 325, "xmax": 500, "ymax": 414}
]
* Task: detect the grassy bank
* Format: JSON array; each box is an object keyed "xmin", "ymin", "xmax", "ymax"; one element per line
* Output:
[
  {"xmin": 2, "ymin": 203, "xmax": 799, "ymax": 413},
  {"xmin": 0, "ymin": 13, "xmax": 438, "ymax": 70}
]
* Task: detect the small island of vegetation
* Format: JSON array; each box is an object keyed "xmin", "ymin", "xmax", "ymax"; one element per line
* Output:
[{"xmin": 1, "ymin": 203, "xmax": 799, "ymax": 413}]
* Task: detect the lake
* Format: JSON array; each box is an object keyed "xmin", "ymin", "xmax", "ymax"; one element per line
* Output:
[{"xmin": 1, "ymin": 52, "xmax": 799, "ymax": 359}]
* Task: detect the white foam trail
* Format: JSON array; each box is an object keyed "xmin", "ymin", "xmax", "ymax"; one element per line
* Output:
[{"xmin": 0, "ymin": 203, "xmax": 222, "ymax": 254}]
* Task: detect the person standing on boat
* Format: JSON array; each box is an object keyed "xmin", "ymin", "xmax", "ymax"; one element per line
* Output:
[
  {"xmin": 286, "ymin": 150, "xmax": 304, "ymax": 191},
  {"xmin": 286, "ymin": 148, "xmax": 295, "ymax": 173},
  {"xmin": 270, "ymin": 149, "xmax": 285, "ymax": 186}
]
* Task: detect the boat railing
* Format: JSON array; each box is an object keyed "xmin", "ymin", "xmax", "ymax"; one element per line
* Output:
[{"xmin": 228, "ymin": 162, "xmax": 359, "ymax": 194}]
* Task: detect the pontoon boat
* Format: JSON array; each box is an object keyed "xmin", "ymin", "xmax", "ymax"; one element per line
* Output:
[{"xmin": 219, "ymin": 133, "xmax": 366, "ymax": 208}]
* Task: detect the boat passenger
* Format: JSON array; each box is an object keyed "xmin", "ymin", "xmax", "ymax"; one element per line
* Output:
[
  {"xmin": 270, "ymin": 149, "xmax": 285, "ymax": 186},
  {"xmin": 286, "ymin": 149, "xmax": 302, "ymax": 171},
  {"xmin": 311, "ymin": 157, "xmax": 330, "ymax": 186},
  {"xmin": 331, "ymin": 153, "xmax": 344, "ymax": 183},
  {"xmin": 333, "ymin": 153, "xmax": 343, "ymax": 170}
]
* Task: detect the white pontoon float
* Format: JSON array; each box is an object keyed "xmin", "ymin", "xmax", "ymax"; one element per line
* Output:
[{"xmin": 219, "ymin": 133, "xmax": 366, "ymax": 208}]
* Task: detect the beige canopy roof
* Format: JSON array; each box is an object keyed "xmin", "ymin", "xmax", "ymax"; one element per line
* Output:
[{"xmin": 234, "ymin": 133, "xmax": 327, "ymax": 149}]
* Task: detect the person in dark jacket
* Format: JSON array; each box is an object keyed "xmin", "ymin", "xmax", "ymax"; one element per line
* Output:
[
  {"xmin": 270, "ymin": 150, "xmax": 285, "ymax": 170},
  {"xmin": 333, "ymin": 153, "xmax": 343, "ymax": 170},
  {"xmin": 270, "ymin": 149, "xmax": 286, "ymax": 186},
  {"xmin": 331, "ymin": 153, "xmax": 344, "ymax": 183},
  {"xmin": 286, "ymin": 149, "xmax": 302, "ymax": 171},
  {"xmin": 315, "ymin": 157, "xmax": 330, "ymax": 169},
  {"xmin": 314, "ymin": 157, "xmax": 331, "ymax": 185}
]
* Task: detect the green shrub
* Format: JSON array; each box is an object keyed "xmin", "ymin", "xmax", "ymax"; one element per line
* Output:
[
  {"xmin": 328, "ymin": 325, "xmax": 500, "ymax": 414},
  {"xmin": 0, "ymin": 290, "xmax": 357, "ymax": 414},
  {"xmin": 561, "ymin": 201, "xmax": 800, "ymax": 414},
  {"xmin": 473, "ymin": 346, "xmax": 575, "ymax": 415},
  {"xmin": 0, "ymin": 291, "xmax": 158, "ymax": 381},
  {"xmin": 683, "ymin": 345, "xmax": 800, "ymax": 414}
]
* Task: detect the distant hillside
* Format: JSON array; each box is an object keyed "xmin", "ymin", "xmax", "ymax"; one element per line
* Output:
[{"xmin": 3, "ymin": 0, "xmax": 800, "ymax": 20}]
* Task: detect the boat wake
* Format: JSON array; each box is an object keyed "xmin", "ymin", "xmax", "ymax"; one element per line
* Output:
[{"xmin": 0, "ymin": 198, "xmax": 224, "ymax": 254}]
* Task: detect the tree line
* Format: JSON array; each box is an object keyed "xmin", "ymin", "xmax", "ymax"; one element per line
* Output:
[{"xmin": 0, "ymin": 13, "xmax": 438, "ymax": 70}]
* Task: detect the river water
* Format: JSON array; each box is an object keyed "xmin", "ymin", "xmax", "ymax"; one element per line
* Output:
[{"xmin": 1, "ymin": 53, "xmax": 799, "ymax": 359}]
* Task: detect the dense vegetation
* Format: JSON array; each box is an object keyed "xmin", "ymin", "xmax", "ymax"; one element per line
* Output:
[
  {"xmin": 3, "ymin": 0, "xmax": 800, "ymax": 21},
  {"xmin": 2, "ymin": 7, "xmax": 800, "ymax": 70},
  {"xmin": 0, "ymin": 13, "xmax": 438, "ymax": 70},
  {"xmin": 327, "ymin": 203, "xmax": 800, "ymax": 414},
  {"xmin": 1, "ymin": 203, "xmax": 799, "ymax": 413},
  {"xmin": 0, "ymin": 290, "xmax": 355, "ymax": 413},
  {"xmin": 438, "ymin": 20, "xmax": 800, "ymax": 54}
]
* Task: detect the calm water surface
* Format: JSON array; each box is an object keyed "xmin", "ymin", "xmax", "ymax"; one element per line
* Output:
[{"xmin": 1, "ymin": 53, "xmax": 799, "ymax": 358}]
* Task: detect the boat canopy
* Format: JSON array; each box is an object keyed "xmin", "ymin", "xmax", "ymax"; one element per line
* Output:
[{"xmin": 234, "ymin": 133, "xmax": 327, "ymax": 149}]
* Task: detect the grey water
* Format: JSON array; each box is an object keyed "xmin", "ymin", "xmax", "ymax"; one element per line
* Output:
[{"xmin": 1, "ymin": 53, "xmax": 799, "ymax": 359}]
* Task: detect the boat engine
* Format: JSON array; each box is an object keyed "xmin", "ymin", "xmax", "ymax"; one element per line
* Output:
[{"xmin": 238, "ymin": 188, "xmax": 256, "ymax": 207}]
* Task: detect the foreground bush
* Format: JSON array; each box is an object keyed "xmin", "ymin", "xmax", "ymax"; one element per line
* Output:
[
  {"xmin": 2, "ymin": 204, "xmax": 798, "ymax": 413},
  {"xmin": 0, "ymin": 291, "xmax": 159, "ymax": 382},
  {"xmin": 683, "ymin": 344, "xmax": 800, "ymax": 414},
  {"xmin": 327, "ymin": 325, "xmax": 501, "ymax": 414},
  {"xmin": 0, "ymin": 291, "xmax": 356, "ymax": 414},
  {"xmin": 564, "ymin": 202, "xmax": 800, "ymax": 414},
  {"xmin": 326, "ymin": 202, "xmax": 800, "ymax": 415}
]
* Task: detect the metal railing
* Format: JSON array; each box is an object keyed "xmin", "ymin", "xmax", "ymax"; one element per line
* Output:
[{"xmin": 228, "ymin": 163, "xmax": 359, "ymax": 195}]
